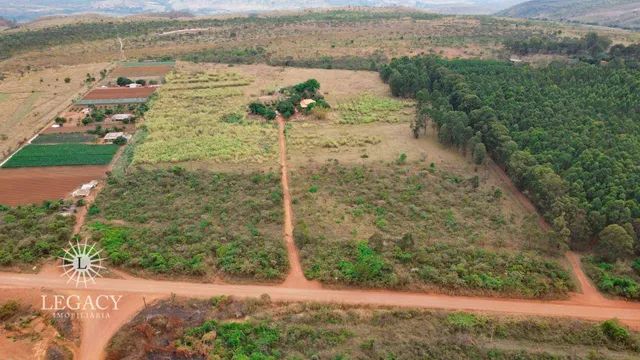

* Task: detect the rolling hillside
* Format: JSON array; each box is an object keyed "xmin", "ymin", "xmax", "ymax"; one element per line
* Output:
[
  {"xmin": 498, "ymin": 0, "xmax": 640, "ymax": 29},
  {"xmin": 0, "ymin": 1, "xmax": 524, "ymax": 22}
]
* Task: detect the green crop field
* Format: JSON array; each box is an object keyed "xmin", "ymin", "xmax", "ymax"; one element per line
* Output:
[
  {"xmin": 30, "ymin": 133, "xmax": 97, "ymax": 144},
  {"xmin": 2, "ymin": 144, "xmax": 118, "ymax": 168}
]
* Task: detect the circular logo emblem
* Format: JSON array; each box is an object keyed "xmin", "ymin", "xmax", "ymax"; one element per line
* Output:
[{"xmin": 59, "ymin": 240, "xmax": 106, "ymax": 288}]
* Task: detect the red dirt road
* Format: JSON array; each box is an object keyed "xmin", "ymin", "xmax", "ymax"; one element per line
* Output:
[
  {"xmin": 83, "ymin": 87, "xmax": 156, "ymax": 100},
  {"xmin": 1, "ymin": 272, "xmax": 639, "ymax": 328},
  {"xmin": 0, "ymin": 166, "xmax": 108, "ymax": 206},
  {"xmin": 277, "ymin": 115, "xmax": 321, "ymax": 289}
]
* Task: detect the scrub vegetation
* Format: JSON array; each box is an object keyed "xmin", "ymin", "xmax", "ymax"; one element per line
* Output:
[
  {"xmin": 106, "ymin": 296, "xmax": 640, "ymax": 360},
  {"xmin": 291, "ymin": 160, "xmax": 573, "ymax": 298},
  {"xmin": 0, "ymin": 202, "xmax": 74, "ymax": 266},
  {"xmin": 86, "ymin": 168, "xmax": 287, "ymax": 280}
]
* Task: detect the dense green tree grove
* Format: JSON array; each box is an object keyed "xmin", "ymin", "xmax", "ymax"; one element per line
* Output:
[
  {"xmin": 380, "ymin": 56, "xmax": 640, "ymax": 258},
  {"xmin": 504, "ymin": 32, "xmax": 640, "ymax": 65},
  {"xmin": 504, "ymin": 32, "xmax": 611, "ymax": 58},
  {"xmin": 249, "ymin": 79, "xmax": 329, "ymax": 120}
]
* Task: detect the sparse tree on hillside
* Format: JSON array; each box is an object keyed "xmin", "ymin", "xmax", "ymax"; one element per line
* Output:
[{"xmin": 472, "ymin": 142, "xmax": 487, "ymax": 165}]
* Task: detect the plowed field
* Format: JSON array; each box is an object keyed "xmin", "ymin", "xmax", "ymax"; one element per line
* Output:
[
  {"xmin": 0, "ymin": 165, "xmax": 107, "ymax": 205},
  {"xmin": 82, "ymin": 87, "xmax": 156, "ymax": 100}
]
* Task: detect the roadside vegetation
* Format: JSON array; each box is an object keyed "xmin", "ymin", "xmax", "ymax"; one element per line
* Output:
[
  {"xmin": 107, "ymin": 296, "xmax": 640, "ymax": 360},
  {"xmin": 0, "ymin": 202, "xmax": 74, "ymax": 266},
  {"xmin": 291, "ymin": 160, "xmax": 572, "ymax": 298},
  {"xmin": 132, "ymin": 70, "xmax": 278, "ymax": 165},
  {"xmin": 381, "ymin": 55, "xmax": 640, "ymax": 299},
  {"xmin": 86, "ymin": 168, "xmax": 287, "ymax": 280}
]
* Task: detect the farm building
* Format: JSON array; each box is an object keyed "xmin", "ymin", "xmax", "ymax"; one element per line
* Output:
[
  {"xmin": 111, "ymin": 114, "xmax": 133, "ymax": 121},
  {"xmin": 72, "ymin": 180, "xmax": 98, "ymax": 197},
  {"xmin": 104, "ymin": 132, "xmax": 131, "ymax": 143},
  {"xmin": 300, "ymin": 99, "xmax": 316, "ymax": 109}
]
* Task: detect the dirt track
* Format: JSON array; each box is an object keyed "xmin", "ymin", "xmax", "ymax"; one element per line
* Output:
[
  {"xmin": 277, "ymin": 115, "xmax": 321, "ymax": 289},
  {"xmin": 1, "ymin": 272, "xmax": 639, "ymax": 327},
  {"xmin": 0, "ymin": 165, "xmax": 108, "ymax": 206}
]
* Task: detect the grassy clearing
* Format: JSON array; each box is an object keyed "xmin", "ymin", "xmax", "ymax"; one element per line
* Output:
[
  {"xmin": 107, "ymin": 296, "xmax": 640, "ymax": 360},
  {"xmin": 30, "ymin": 132, "xmax": 97, "ymax": 144},
  {"xmin": 291, "ymin": 160, "xmax": 573, "ymax": 298},
  {"xmin": 2, "ymin": 144, "xmax": 118, "ymax": 168},
  {"xmin": 337, "ymin": 93, "xmax": 414, "ymax": 124},
  {"xmin": 0, "ymin": 202, "xmax": 74, "ymax": 265},
  {"xmin": 9, "ymin": 92, "xmax": 40, "ymax": 124},
  {"xmin": 86, "ymin": 168, "xmax": 287, "ymax": 280},
  {"xmin": 133, "ymin": 70, "xmax": 278, "ymax": 165}
]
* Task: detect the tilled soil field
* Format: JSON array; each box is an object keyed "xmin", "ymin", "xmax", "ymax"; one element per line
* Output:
[
  {"xmin": 0, "ymin": 165, "xmax": 108, "ymax": 205},
  {"xmin": 82, "ymin": 87, "xmax": 156, "ymax": 100}
]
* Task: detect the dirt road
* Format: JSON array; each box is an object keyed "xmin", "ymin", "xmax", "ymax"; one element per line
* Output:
[
  {"xmin": 277, "ymin": 115, "xmax": 321, "ymax": 288},
  {"xmin": 1, "ymin": 272, "xmax": 639, "ymax": 326}
]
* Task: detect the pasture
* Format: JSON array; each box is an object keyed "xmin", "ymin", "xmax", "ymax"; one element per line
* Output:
[{"xmin": 0, "ymin": 62, "xmax": 109, "ymax": 159}]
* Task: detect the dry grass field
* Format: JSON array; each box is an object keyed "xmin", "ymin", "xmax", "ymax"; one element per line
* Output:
[
  {"xmin": 2, "ymin": 11, "xmax": 639, "ymax": 74},
  {"xmin": 0, "ymin": 62, "xmax": 108, "ymax": 159}
]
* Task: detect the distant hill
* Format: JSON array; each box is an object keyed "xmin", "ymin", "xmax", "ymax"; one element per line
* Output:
[
  {"xmin": 0, "ymin": 16, "xmax": 16, "ymax": 28},
  {"xmin": 0, "ymin": 1, "xmax": 524, "ymax": 23},
  {"xmin": 497, "ymin": 0, "xmax": 640, "ymax": 29}
]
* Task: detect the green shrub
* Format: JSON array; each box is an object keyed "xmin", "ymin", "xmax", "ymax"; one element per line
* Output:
[
  {"xmin": 446, "ymin": 312, "xmax": 482, "ymax": 331},
  {"xmin": 601, "ymin": 319, "xmax": 630, "ymax": 344},
  {"xmin": 0, "ymin": 301, "xmax": 19, "ymax": 321}
]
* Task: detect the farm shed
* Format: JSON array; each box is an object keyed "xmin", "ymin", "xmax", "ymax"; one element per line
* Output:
[
  {"xmin": 111, "ymin": 114, "xmax": 133, "ymax": 121},
  {"xmin": 72, "ymin": 188, "xmax": 91, "ymax": 197},
  {"xmin": 300, "ymin": 99, "xmax": 316, "ymax": 108},
  {"xmin": 104, "ymin": 132, "xmax": 131, "ymax": 143}
]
